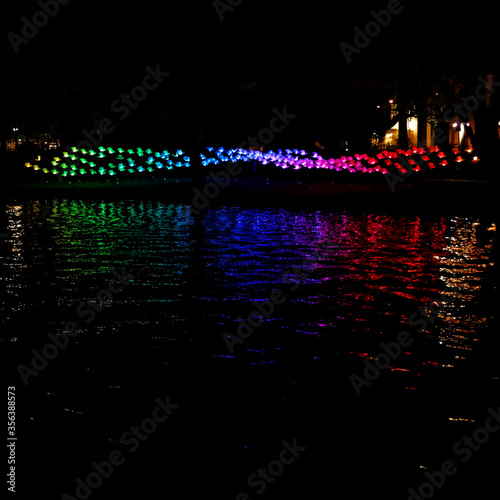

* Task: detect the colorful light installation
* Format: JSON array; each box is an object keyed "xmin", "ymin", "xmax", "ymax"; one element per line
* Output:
[{"xmin": 25, "ymin": 145, "xmax": 478, "ymax": 179}]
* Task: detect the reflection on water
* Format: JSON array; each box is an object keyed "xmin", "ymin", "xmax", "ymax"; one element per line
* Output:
[
  {"xmin": 1, "ymin": 200, "xmax": 495, "ymax": 370},
  {"xmin": 1, "ymin": 199, "xmax": 497, "ymax": 499}
]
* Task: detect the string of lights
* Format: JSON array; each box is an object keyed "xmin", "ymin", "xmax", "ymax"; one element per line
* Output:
[{"xmin": 24, "ymin": 145, "xmax": 479, "ymax": 178}]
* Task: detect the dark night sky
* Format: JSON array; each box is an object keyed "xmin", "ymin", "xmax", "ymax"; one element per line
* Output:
[{"xmin": 2, "ymin": 0, "xmax": 499, "ymax": 148}]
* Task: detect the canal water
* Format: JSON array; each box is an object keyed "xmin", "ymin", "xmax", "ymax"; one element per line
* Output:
[{"xmin": 2, "ymin": 199, "xmax": 498, "ymax": 499}]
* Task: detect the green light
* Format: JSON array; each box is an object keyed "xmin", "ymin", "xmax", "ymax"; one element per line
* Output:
[
  {"xmin": 117, "ymin": 148, "xmax": 124, "ymax": 153},
  {"xmin": 90, "ymin": 169, "xmax": 97, "ymax": 175},
  {"xmin": 51, "ymin": 169, "xmax": 59, "ymax": 174},
  {"xmin": 62, "ymin": 171, "xmax": 68, "ymax": 177},
  {"xmin": 71, "ymin": 147, "xmax": 78, "ymax": 152},
  {"xmin": 51, "ymin": 161, "xmax": 59, "ymax": 166},
  {"xmin": 107, "ymin": 148, "xmax": 115, "ymax": 154},
  {"xmin": 81, "ymin": 149, "xmax": 87, "ymax": 155},
  {"xmin": 127, "ymin": 149, "xmax": 134, "ymax": 154},
  {"xmin": 79, "ymin": 169, "xmax": 87, "ymax": 175},
  {"xmin": 98, "ymin": 147, "xmax": 106, "ymax": 152}
]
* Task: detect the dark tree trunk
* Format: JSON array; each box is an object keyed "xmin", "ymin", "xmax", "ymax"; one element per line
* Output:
[
  {"xmin": 397, "ymin": 103, "xmax": 408, "ymax": 150},
  {"xmin": 417, "ymin": 101, "xmax": 428, "ymax": 148},
  {"xmin": 397, "ymin": 80, "xmax": 408, "ymax": 149},
  {"xmin": 470, "ymin": 98, "xmax": 500, "ymax": 170}
]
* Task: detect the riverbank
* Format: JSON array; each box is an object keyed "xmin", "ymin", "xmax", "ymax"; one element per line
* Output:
[
  {"xmin": 1, "ymin": 149, "xmax": 497, "ymax": 215},
  {"xmin": 0, "ymin": 175, "xmax": 496, "ymax": 216}
]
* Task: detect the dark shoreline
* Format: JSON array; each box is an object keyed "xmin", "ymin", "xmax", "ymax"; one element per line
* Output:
[{"xmin": 0, "ymin": 176, "xmax": 496, "ymax": 217}]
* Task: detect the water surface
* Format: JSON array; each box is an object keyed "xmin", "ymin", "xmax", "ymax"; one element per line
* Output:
[{"xmin": 1, "ymin": 200, "xmax": 497, "ymax": 499}]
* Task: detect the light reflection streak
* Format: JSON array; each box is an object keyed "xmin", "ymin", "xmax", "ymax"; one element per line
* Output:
[{"xmin": 0, "ymin": 203, "xmax": 495, "ymax": 372}]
